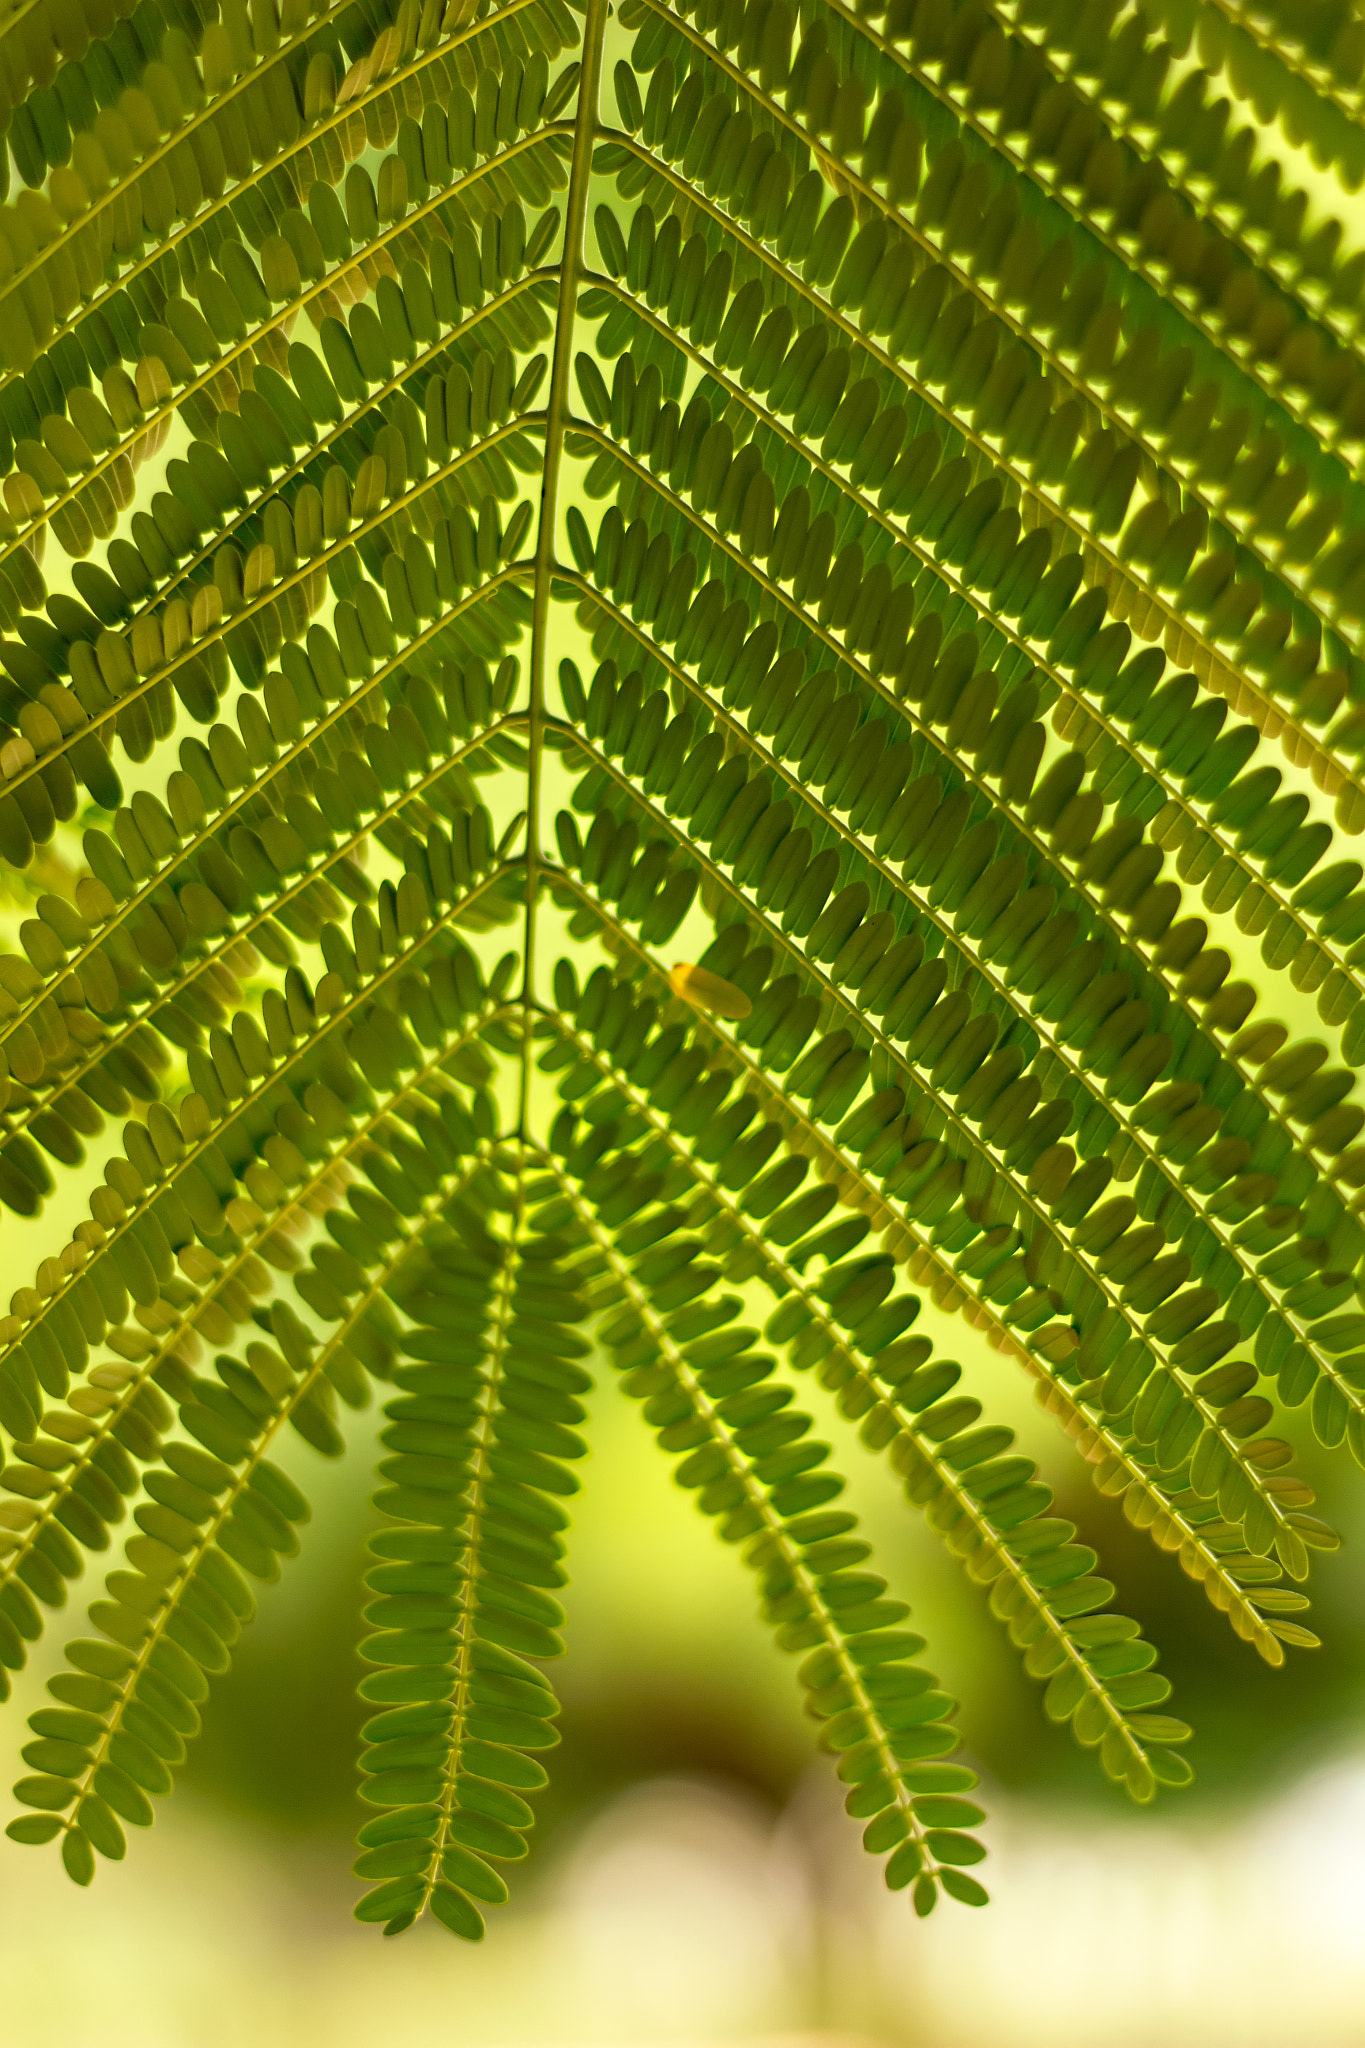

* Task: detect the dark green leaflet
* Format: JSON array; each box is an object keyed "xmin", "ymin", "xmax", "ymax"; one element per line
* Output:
[{"xmin": 0, "ymin": 0, "xmax": 1356, "ymax": 1944}]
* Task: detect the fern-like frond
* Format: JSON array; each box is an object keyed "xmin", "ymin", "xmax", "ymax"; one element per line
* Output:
[
  {"xmin": 548, "ymin": 1152, "xmax": 986, "ymax": 1914},
  {"xmin": 354, "ymin": 1150, "xmax": 588, "ymax": 1937},
  {"xmin": 0, "ymin": 0, "xmax": 1359, "ymax": 1943}
]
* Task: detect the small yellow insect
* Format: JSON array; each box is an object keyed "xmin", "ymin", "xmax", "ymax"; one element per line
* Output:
[{"xmin": 667, "ymin": 961, "xmax": 753, "ymax": 1020}]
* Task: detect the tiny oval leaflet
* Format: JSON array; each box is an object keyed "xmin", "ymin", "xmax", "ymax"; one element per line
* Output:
[{"xmin": 668, "ymin": 961, "xmax": 753, "ymax": 1019}]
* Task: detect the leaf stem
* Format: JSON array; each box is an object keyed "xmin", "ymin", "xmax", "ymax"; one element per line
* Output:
[{"xmin": 519, "ymin": 0, "xmax": 612, "ymax": 1135}]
